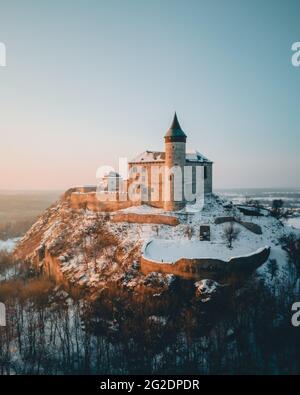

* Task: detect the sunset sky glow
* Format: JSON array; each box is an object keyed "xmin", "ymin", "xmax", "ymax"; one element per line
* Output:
[{"xmin": 0, "ymin": 0, "xmax": 300, "ymax": 190}]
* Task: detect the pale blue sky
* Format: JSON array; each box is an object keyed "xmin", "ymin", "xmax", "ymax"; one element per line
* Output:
[{"xmin": 0, "ymin": 0, "xmax": 299, "ymax": 189}]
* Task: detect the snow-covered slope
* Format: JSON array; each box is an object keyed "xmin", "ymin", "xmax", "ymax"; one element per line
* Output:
[{"xmin": 13, "ymin": 193, "xmax": 299, "ymax": 292}]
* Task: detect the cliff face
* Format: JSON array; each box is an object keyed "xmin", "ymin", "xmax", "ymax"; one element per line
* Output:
[
  {"xmin": 14, "ymin": 198, "xmax": 136, "ymax": 287},
  {"xmin": 13, "ymin": 195, "xmax": 179, "ymax": 294}
]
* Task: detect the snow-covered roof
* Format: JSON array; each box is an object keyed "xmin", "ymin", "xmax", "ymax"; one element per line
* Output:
[
  {"xmin": 186, "ymin": 150, "xmax": 212, "ymax": 163},
  {"xmin": 129, "ymin": 149, "xmax": 212, "ymax": 164},
  {"xmin": 129, "ymin": 151, "xmax": 165, "ymax": 164},
  {"xmin": 103, "ymin": 171, "xmax": 121, "ymax": 178}
]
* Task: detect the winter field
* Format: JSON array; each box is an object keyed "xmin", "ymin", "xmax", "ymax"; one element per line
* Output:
[
  {"xmin": 216, "ymin": 188, "xmax": 300, "ymax": 211},
  {"xmin": 0, "ymin": 190, "xmax": 61, "ymax": 249}
]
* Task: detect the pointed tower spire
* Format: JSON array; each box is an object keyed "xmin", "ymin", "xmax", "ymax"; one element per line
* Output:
[
  {"xmin": 170, "ymin": 112, "xmax": 181, "ymax": 130},
  {"xmin": 164, "ymin": 112, "xmax": 187, "ymax": 140}
]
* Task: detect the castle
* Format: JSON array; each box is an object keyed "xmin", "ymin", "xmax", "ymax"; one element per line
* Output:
[
  {"xmin": 126, "ymin": 113, "xmax": 213, "ymax": 211},
  {"xmin": 71, "ymin": 113, "xmax": 213, "ymax": 212}
]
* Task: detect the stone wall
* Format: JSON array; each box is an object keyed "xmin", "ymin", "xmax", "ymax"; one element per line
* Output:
[
  {"xmin": 141, "ymin": 246, "xmax": 270, "ymax": 281},
  {"xmin": 127, "ymin": 160, "xmax": 213, "ymax": 212},
  {"xmin": 63, "ymin": 186, "xmax": 97, "ymax": 198},
  {"xmin": 69, "ymin": 191, "xmax": 139, "ymax": 212},
  {"xmin": 128, "ymin": 163, "xmax": 165, "ymax": 209},
  {"xmin": 68, "ymin": 191, "xmax": 181, "ymax": 225},
  {"xmin": 214, "ymin": 216, "xmax": 262, "ymax": 235},
  {"xmin": 111, "ymin": 213, "xmax": 179, "ymax": 226}
]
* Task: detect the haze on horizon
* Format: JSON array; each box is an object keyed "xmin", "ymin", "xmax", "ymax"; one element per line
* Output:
[{"xmin": 0, "ymin": 0, "xmax": 299, "ymax": 191}]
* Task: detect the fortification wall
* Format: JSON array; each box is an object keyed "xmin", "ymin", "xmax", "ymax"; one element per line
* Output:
[
  {"xmin": 69, "ymin": 192, "xmax": 139, "ymax": 212},
  {"xmin": 111, "ymin": 213, "xmax": 179, "ymax": 226},
  {"xmin": 141, "ymin": 246, "xmax": 270, "ymax": 280},
  {"xmin": 214, "ymin": 216, "xmax": 262, "ymax": 235}
]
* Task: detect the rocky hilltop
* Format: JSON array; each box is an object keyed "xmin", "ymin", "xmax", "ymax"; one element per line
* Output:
[
  {"xmin": 8, "ymin": 190, "xmax": 300, "ymax": 374},
  {"xmin": 14, "ymin": 190, "xmax": 299, "ymax": 299}
]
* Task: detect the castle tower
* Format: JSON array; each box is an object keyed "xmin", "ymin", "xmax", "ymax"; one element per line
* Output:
[{"xmin": 164, "ymin": 113, "xmax": 187, "ymax": 211}]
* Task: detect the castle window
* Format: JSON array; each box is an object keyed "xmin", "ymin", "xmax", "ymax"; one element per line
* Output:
[
  {"xmin": 132, "ymin": 166, "xmax": 137, "ymax": 173},
  {"xmin": 204, "ymin": 166, "xmax": 207, "ymax": 179}
]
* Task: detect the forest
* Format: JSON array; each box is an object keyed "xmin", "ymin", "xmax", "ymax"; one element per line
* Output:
[{"xmin": 0, "ymin": 241, "xmax": 300, "ymax": 375}]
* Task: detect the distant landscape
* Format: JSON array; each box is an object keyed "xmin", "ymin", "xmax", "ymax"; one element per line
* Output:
[
  {"xmin": 216, "ymin": 188, "xmax": 300, "ymax": 209},
  {"xmin": 0, "ymin": 190, "xmax": 61, "ymax": 241},
  {"xmin": 216, "ymin": 188, "xmax": 300, "ymax": 230}
]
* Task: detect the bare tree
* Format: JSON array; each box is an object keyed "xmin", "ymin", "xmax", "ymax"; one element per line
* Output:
[
  {"xmin": 271, "ymin": 199, "xmax": 284, "ymax": 219},
  {"xmin": 184, "ymin": 225, "xmax": 193, "ymax": 240},
  {"xmin": 223, "ymin": 222, "xmax": 240, "ymax": 248},
  {"xmin": 280, "ymin": 233, "xmax": 300, "ymax": 276},
  {"xmin": 267, "ymin": 259, "xmax": 278, "ymax": 281}
]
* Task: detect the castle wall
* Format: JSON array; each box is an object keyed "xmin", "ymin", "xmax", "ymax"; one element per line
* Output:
[
  {"xmin": 186, "ymin": 162, "xmax": 213, "ymax": 200},
  {"xmin": 128, "ymin": 160, "xmax": 213, "ymax": 210},
  {"xmin": 204, "ymin": 163, "xmax": 213, "ymax": 194},
  {"xmin": 69, "ymin": 191, "xmax": 139, "ymax": 212},
  {"xmin": 111, "ymin": 213, "xmax": 179, "ymax": 226},
  {"xmin": 141, "ymin": 246, "xmax": 270, "ymax": 281},
  {"xmin": 128, "ymin": 163, "xmax": 165, "ymax": 208},
  {"xmin": 67, "ymin": 158, "xmax": 212, "ymax": 214}
]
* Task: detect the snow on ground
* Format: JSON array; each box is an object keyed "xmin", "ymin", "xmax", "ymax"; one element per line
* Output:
[
  {"xmin": 119, "ymin": 204, "xmax": 165, "ymax": 214},
  {"xmin": 286, "ymin": 216, "xmax": 300, "ymax": 230},
  {"xmin": 185, "ymin": 198, "xmax": 206, "ymax": 213},
  {"xmin": 143, "ymin": 239, "xmax": 268, "ymax": 263},
  {"xmin": 109, "ymin": 195, "xmax": 299, "ymax": 288},
  {"xmin": 256, "ymin": 245, "xmax": 290, "ymax": 286},
  {"xmin": 15, "ymin": 193, "xmax": 300, "ymax": 289},
  {"xmin": 195, "ymin": 279, "xmax": 220, "ymax": 302},
  {"xmin": 110, "ymin": 194, "xmax": 295, "ymax": 257},
  {"xmin": 0, "ymin": 238, "xmax": 20, "ymax": 253}
]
